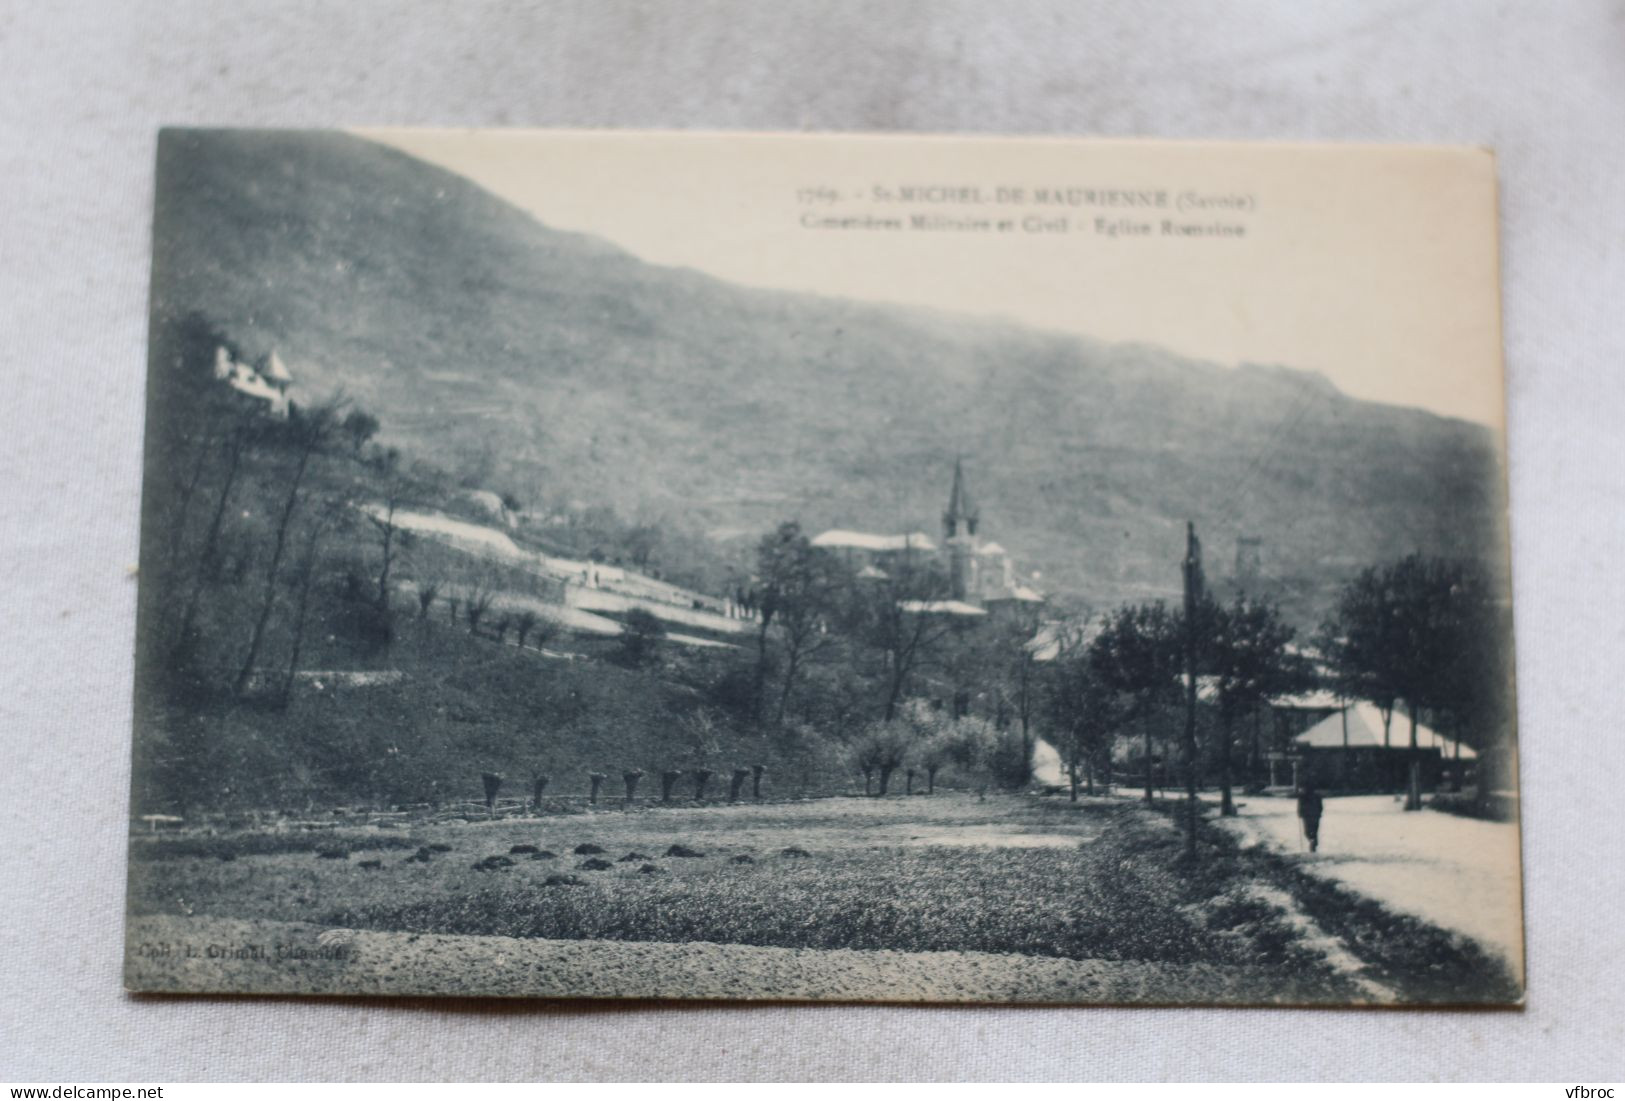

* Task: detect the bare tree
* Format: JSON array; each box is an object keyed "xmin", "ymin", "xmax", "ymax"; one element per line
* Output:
[
  {"xmin": 754, "ymin": 522, "xmax": 847, "ymax": 730},
  {"xmin": 365, "ymin": 450, "xmax": 409, "ymax": 617},
  {"xmin": 163, "ymin": 423, "xmax": 216, "ymax": 568},
  {"xmin": 916, "ymin": 733, "xmax": 949, "ymax": 794},
  {"xmin": 158, "ymin": 314, "xmax": 245, "ymax": 596},
  {"xmin": 530, "ymin": 612, "xmax": 561, "ymax": 653},
  {"xmin": 1001, "ymin": 610, "xmax": 1044, "ymax": 777},
  {"xmin": 863, "ymin": 552, "xmax": 958, "ymax": 722},
  {"xmin": 511, "ymin": 607, "xmax": 560, "ymax": 653},
  {"xmin": 280, "ymin": 503, "xmax": 340, "ymax": 707},
  {"xmin": 896, "ymin": 702, "xmax": 952, "ymax": 794},
  {"xmin": 171, "ymin": 415, "xmax": 254, "ymax": 659},
  {"xmin": 513, "ymin": 609, "xmax": 540, "ymax": 649},
  {"xmin": 415, "ymin": 579, "xmax": 441, "ymax": 619},
  {"xmin": 851, "ymin": 721, "xmax": 913, "ymax": 795},
  {"xmin": 853, "ymin": 734, "xmax": 881, "ymax": 796},
  {"xmin": 464, "ymin": 583, "xmax": 493, "ymax": 635},
  {"xmin": 234, "ymin": 401, "xmax": 341, "ymax": 698},
  {"xmin": 944, "ymin": 716, "xmax": 1001, "ymax": 800}
]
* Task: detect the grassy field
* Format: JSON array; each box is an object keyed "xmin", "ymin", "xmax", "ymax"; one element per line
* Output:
[{"xmin": 126, "ymin": 793, "xmax": 1518, "ymax": 1005}]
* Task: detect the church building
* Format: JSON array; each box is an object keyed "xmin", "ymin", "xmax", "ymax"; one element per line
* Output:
[{"xmin": 812, "ymin": 459, "xmax": 1045, "ymax": 617}]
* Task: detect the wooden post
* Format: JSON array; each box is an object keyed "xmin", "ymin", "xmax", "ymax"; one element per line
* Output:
[
  {"xmin": 729, "ymin": 768, "xmax": 750, "ymax": 802},
  {"xmin": 588, "ymin": 772, "xmax": 606, "ymax": 805},
  {"xmin": 1405, "ymin": 703, "xmax": 1423, "ymax": 811},
  {"xmin": 1340, "ymin": 704, "xmax": 1351, "ymax": 790},
  {"xmin": 1143, "ymin": 711, "xmax": 1156, "ymax": 804},
  {"xmin": 1180, "ymin": 521, "xmax": 1202, "ymax": 858},
  {"xmin": 1250, "ymin": 706, "xmax": 1262, "ymax": 781},
  {"xmin": 752, "ymin": 764, "xmax": 765, "ymax": 800}
]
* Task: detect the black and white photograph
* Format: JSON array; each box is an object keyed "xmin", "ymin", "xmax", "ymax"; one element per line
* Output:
[{"xmin": 122, "ymin": 127, "xmax": 1522, "ymax": 1007}]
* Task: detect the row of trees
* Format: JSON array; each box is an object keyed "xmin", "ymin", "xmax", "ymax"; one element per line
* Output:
[
  {"xmin": 144, "ymin": 313, "xmax": 352, "ymax": 706},
  {"xmin": 1042, "ymin": 593, "xmax": 1314, "ymax": 818},
  {"xmin": 147, "ymin": 313, "xmax": 606, "ymax": 711},
  {"xmin": 1319, "ymin": 553, "xmax": 1512, "ymax": 809},
  {"xmin": 475, "ymin": 760, "xmax": 772, "ymax": 811},
  {"xmin": 144, "ymin": 313, "xmax": 512, "ymax": 718},
  {"xmin": 1037, "ymin": 547, "xmax": 1511, "ymax": 838},
  {"xmin": 847, "ymin": 703, "xmax": 1031, "ymax": 797},
  {"xmin": 141, "ymin": 317, "xmax": 1510, "ymax": 824}
]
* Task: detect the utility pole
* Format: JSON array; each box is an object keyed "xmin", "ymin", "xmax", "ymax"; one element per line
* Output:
[{"xmin": 1181, "ymin": 521, "xmax": 1204, "ymax": 859}]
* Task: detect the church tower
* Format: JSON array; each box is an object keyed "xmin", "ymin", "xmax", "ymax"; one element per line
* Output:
[{"xmin": 943, "ymin": 458, "xmax": 980, "ymax": 601}]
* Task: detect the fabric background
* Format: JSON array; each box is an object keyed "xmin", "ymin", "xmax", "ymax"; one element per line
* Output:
[{"xmin": 2, "ymin": 0, "xmax": 1622, "ymax": 1082}]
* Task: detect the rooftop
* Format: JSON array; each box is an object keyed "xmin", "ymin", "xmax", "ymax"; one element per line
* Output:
[
  {"xmin": 898, "ymin": 599, "xmax": 986, "ymax": 617},
  {"xmin": 1295, "ymin": 702, "xmax": 1477, "ymax": 758},
  {"xmin": 812, "ymin": 529, "xmax": 938, "ymax": 553}
]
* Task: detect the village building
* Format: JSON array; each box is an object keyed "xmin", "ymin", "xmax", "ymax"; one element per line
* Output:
[
  {"xmin": 213, "ymin": 344, "xmax": 291, "ymax": 417},
  {"xmin": 810, "ymin": 528, "xmax": 939, "ymax": 572},
  {"xmin": 260, "ymin": 350, "xmax": 293, "ymax": 392},
  {"xmin": 1288, "ymin": 699, "xmax": 1477, "ymax": 792}
]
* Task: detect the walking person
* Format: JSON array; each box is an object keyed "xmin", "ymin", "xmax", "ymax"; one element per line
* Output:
[{"xmin": 1297, "ymin": 781, "xmax": 1325, "ymax": 853}]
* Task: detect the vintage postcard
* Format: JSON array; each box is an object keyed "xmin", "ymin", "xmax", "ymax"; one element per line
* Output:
[{"xmin": 125, "ymin": 129, "xmax": 1521, "ymax": 1005}]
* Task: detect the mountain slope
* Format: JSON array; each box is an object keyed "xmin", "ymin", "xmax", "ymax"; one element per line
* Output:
[{"xmin": 147, "ymin": 129, "xmax": 1507, "ymax": 620}]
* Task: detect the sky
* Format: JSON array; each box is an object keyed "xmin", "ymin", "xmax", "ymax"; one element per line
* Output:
[{"xmin": 361, "ymin": 129, "xmax": 1505, "ymax": 427}]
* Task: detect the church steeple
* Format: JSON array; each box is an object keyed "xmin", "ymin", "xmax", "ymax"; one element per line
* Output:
[
  {"xmin": 943, "ymin": 458, "xmax": 980, "ymax": 602},
  {"xmin": 943, "ymin": 457, "xmax": 979, "ymax": 540}
]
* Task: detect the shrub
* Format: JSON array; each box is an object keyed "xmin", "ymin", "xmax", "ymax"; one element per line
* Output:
[{"xmin": 615, "ymin": 608, "xmax": 665, "ymax": 667}]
